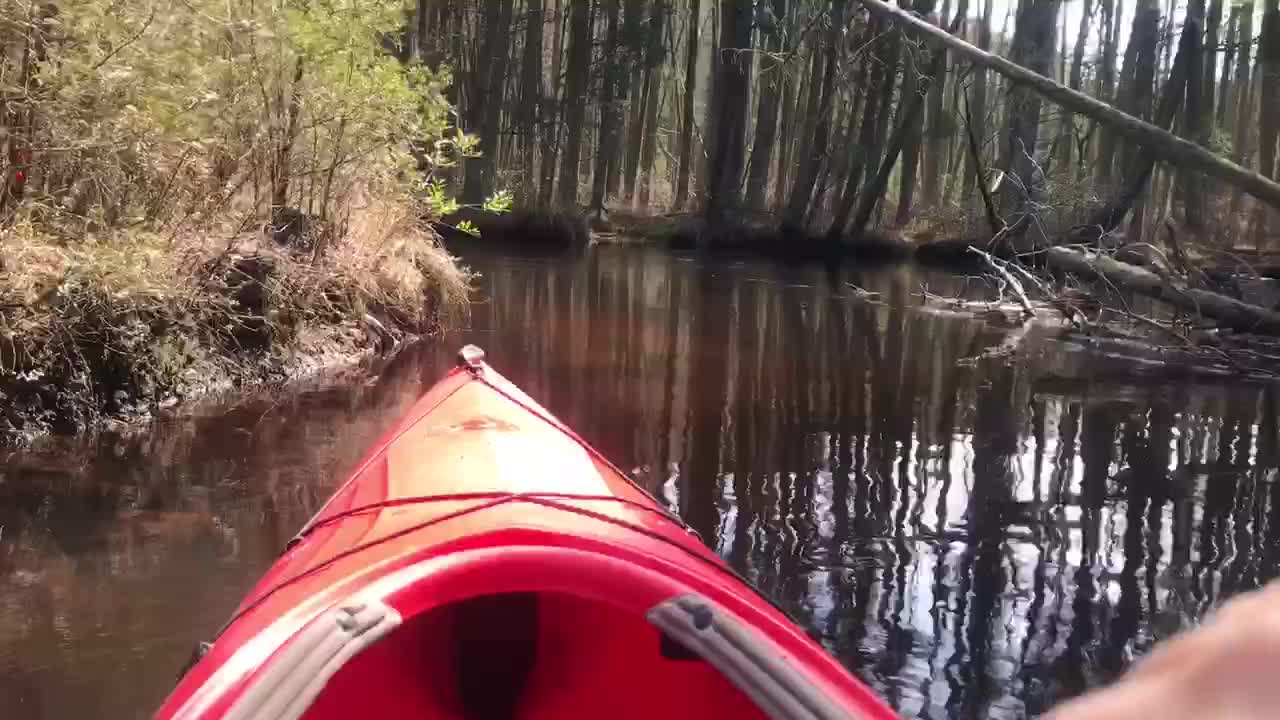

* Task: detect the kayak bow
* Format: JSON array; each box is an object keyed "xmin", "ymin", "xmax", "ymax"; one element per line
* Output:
[{"xmin": 156, "ymin": 346, "xmax": 896, "ymax": 720}]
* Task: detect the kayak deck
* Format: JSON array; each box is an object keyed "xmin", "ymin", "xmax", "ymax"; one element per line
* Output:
[{"xmin": 157, "ymin": 347, "xmax": 896, "ymax": 720}]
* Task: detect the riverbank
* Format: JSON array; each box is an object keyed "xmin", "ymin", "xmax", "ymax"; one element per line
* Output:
[{"xmin": 0, "ymin": 205, "xmax": 469, "ymax": 446}]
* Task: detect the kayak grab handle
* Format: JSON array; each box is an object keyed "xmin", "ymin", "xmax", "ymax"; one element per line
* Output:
[
  {"xmin": 456, "ymin": 344, "xmax": 486, "ymax": 374},
  {"xmin": 648, "ymin": 594, "xmax": 857, "ymax": 720},
  {"xmin": 219, "ymin": 602, "xmax": 402, "ymax": 720}
]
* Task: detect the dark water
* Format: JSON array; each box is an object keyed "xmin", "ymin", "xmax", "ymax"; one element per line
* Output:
[{"xmin": 2, "ymin": 246, "xmax": 1279, "ymax": 719}]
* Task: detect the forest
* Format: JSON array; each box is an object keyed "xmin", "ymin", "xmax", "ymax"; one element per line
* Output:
[
  {"xmin": 0, "ymin": 0, "xmax": 470, "ymax": 439},
  {"xmin": 412, "ymin": 0, "xmax": 1280, "ymax": 339}
]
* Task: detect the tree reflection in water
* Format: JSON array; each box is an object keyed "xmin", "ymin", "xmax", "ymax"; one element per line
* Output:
[{"xmin": 2, "ymin": 247, "xmax": 1277, "ymax": 719}]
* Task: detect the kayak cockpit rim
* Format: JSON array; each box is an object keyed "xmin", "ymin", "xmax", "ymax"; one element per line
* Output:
[
  {"xmin": 196, "ymin": 543, "xmax": 868, "ymax": 720},
  {"xmin": 223, "ymin": 493, "xmax": 786, "ymax": 645}
]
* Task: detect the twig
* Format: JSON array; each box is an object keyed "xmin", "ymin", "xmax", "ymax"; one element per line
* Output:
[
  {"xmin": 92, "ymin": 6, "xmax": 158, "ymax": 70},
  {"xmin": 969, "ymin": 246, "xmax": 1036, "ymax": 317}
]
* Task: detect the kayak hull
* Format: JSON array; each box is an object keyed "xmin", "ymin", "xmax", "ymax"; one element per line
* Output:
[{"xmin": 156, "ymin": 349, "xmax": 896, "ymax": 720}]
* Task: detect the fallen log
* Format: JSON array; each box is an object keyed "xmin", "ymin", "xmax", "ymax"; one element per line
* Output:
[
  {"xmin": 1044, "ymin": 246, "xmax": 1280, "ymax": 335},
  {"xmin": 858, "ymin": 0, "xmax": 1280, "ymax": 214}
]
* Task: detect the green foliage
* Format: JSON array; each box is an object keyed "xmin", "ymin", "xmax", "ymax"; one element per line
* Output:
[
  {"xmin": 483, "ymin": 190, "xmax": 514, "ymax": 214},
  {"xmin": 9, "ymin": 0, "xmax": 462, "ymax": 234},
  {"xmin": 425, "ymin": 179, "xmax": 461, "ymax": 216}
]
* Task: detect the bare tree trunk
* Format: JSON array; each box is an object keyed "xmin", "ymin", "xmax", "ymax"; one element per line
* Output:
[
  {"xmin": 858, "ymin": 0, "xmax": 1280, "ymax": 216},
  {"xmin": 785, "ymin": 42, "xmax": 822, "ymax": 213},
  {"xmin": 538, "ymin": 0, "xmax": 565, "ymax": 206},
  {"xmin": 1073, "ymin": 4, "xmax": 1194, "ymax": 242},
  {"xmin": 1055, "ymin": 0, "xmax": 1091, "ymax": 172},
  {"xmin": 620, "ymin": 0, "xmax": 646, "ymax": 201},
  {"xmin": 849, "ymin": 0, "xmax": 958, "ymax": 238},
  {"xmin": 271, "ymin": 59, "xmax": 305, "ymax": 212},
  {"xmin": 518, "ymin": 0, "xmax": 545, "ymax": 204},
  {"xmin": 996, "ymin": 0, "xmax": 1059, "ymax": 223},
  {"xmin": 921, "ymin": 0, "xmax": 951, "ymax": 209},
  {"xmin": 1093, "ymin": 0, "xmax": 1120, "ymax": 185},
  {"xmin": 1181, "ymin": 0, "xmax": 1207, "ymax": 230},
  {"xmin": 828, "ymin": 23, "xmax": 889, "ymax": 239},
  {"xmin": 1205, "ymin": 0, "xmax": 1224, "ymax": 129},
  {"xmin": 963, "ymin": 0, "xmax": 994, "ymax": 199},
  {"xmin": 705, "ymin": 0, "xmax": 754, "ymax": 224},
  {"xmin": 464, "ymin": 0, "xmax": 515, "ymax": 203},
  {"xmin": 1219, "ymin": 5, "xmax": 1240, "ymax": 128},
  {"xmin": 894, "ymin": 19, "xmax": 927, "ymax": 226},
  {"xmin": 745, "ymin": 0, "xmax": 788, "ymax": 210},
  {"xmin": 590, "ymin": 0, "xmax": 624, "ymax": 215},
  {"xmin": 783, "ymin": 11, "xmax": 841, "ymax": 227},
  {"xmin": 1046, "ymin": 246, "xmax": 1280, "ymax": 334},
  {"xmin": 637, "ymin": 53, "xmax": 663, "ymax": 207},
  {"xmin": 697, "ymin": 3, "xmax": 719, "ymax": 208},
  {"xmin": 636, "ymin": 0, "xmax": 666, "ymax": 208},
  {"xmin": 1120, "ymin": 0, "xmax": 1161, "ymax": 180},
  {"xmin": 557, "ymin": 0, "xmax": 592, "ymax": 207},
  {"xmin": 1255, "ymin": 0, "xmax": 1280, "ymax": 249},
  {"xmin": 674, "ymin": 0, "xmax": 700, "ymax": 210},
  {"xmin": 1229, "ymin": 2, "xmax": 1256, "ymax": 215}
]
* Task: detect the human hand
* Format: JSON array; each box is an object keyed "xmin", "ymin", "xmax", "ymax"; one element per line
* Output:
[{"xmin": 1047, "ymin": 581, "xmax": 1280, "ymax": 720}]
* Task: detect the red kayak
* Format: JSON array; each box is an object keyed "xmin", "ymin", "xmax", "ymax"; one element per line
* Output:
[{"xmin": 156, "ymin": 346, "xmax": 895, "ymax": 720}]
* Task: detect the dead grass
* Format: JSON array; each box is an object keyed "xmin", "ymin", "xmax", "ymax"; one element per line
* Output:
[{"xmin": 0, "ymin": 200, "xmax": 470, "ymax": 430}]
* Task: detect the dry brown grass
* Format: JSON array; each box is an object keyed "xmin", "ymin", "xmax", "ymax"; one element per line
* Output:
[{"xmin": 0, "ymin": 200, "xmax": 470, "ymax": 421}]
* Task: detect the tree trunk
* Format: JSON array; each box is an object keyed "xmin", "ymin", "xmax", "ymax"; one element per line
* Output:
[
  {"xmin": 1120, "ymin": 0, "xmax": 1160, "ymax": 182},
  {"xmin": 637, "ymin": 53, "xmax": 663, "ymax": 207},
  {"xmin": 590, "ymin": 0, "xmax": 624, "ymax": 214},
  {"xmin": 518, "ymin": 0, "xmax": 545, "ymax": 203},
  {"xmin": 745, "ymin": 0, "xmax": 788, "ymax": 210},
  {"xmin": 557, "ymin": 0, "xmax": 592, "ymax": 207},
  {"xmin": 464, "ymin": 0, "xmax": 515, "ymax": 204},
  {"xmin": 1218, "ymin": 5, "xmax": 1239, "ymax": 128},
  {"xmin": 894, "ymin": 17, "xmax": 927, "ymax": 226},
  {"xmin": 774, "ymin": 67, "xmax": 798, "ymax": 208},
  {"xmin": 783, "ymin": 45, "xmax": 824, "ymax": 224},
  {"xmin": 635, "ymin": 0, "xmax": 665, "ymax": 208},
  {"xmin": 1055, "ymin": 0, "xmax": 1091, "ymax": 173},
  {"xmin": 1072, "ymin": 5, "xmax": 1194, "ymax": 241},
  {"xmin": 538, "ymin": 0, "xmax": 565, "ymax": 206},
  {"xmin": 859, "ymin": 0, "xmax": 1280, "ymax": 217},
  {"xmin": 921, "ymin": 0, "xmax": 951, "ymax": 209},
  {"xmin": 1229, "ymin": 2, "xmax": 1255, "ymax": 215},
  {"xmin": 1046, "ymin": 246, "xmax": 1280, "ymax": 334},
  {"xmin": 848, "ymin": 0, "xmax": 957, "ymax": 238},
  {"xmin": 704, "ymin": 0, "xmax": 754, "ymax": 224},
  {"xmin": 697, "ymin": 4, "xmax": 720, "ymax": 208},
  {"xmin": 1205, "ymin": 0, "xmax": 1223, "ymax": 130},
  {"xmin": 996, "ymin": 0, "xmax": 1059, "ymax": 221},
  {"xmin": 784, "ymin": 0, "xmax": 850, "ymax": 228},
  {"xmin": 620, "ymin": 0, "xmax": 646, "ymax": 201},
  {"xmin": 1093, "ymin": 0, "xmax": 1120, "ymax": 185},
  {"xmin": 1256, "ymin": 0, "xmax": 1280, "ymax": 249},
  {"xmin": 1181, "ymin": 0, "xmax": 1207, "ymax": 230},
  {"xmin": 674, "ymin": 0, "xmax": 700, "ymax": 210},
  {"xmin": 963, "ymin": 0, "xmax": 995, "ymax": 199},
  {"xmin": 828, "ymin": 25, "xmax": 889, "ymax": 240},
  {"xmin": 271, "ymin": 58, "xmax": 306, "ymax": 212}
]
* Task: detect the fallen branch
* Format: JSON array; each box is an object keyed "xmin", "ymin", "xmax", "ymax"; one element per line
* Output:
[
  {"xmin": 1044, "ymin": 246, "xmax": 1280, "ymax": 335},
  {"xmin": 858, "ymin": 0, "xmax": 1280, "ymax": 214},
  {"xmin": 970, "ymin": 246, "xmax": 1035, "ymax": 317}
]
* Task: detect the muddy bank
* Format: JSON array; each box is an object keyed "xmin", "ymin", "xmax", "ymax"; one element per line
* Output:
[{"xmin": 1, "ymin": 228, "xmax": 469, "ymax": 448}]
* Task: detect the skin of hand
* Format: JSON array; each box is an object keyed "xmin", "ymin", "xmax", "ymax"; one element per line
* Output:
[{"xmin": 1047, "ymin": 581, "xmax": 1280, "ymax": 720}]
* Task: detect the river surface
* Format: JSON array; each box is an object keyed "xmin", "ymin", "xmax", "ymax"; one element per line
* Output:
[{"xmin": 2, "ymin": 246, "xmax": 1279, "ymax": 719}]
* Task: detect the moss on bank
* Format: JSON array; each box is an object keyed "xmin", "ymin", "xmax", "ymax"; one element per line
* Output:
[{"xmin": 0, "ymin": 204, "xmax": 469, "ymax": 444}]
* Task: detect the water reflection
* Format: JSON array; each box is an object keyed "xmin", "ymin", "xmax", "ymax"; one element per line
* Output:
[{"xmin": 1, "ymin": 246, "xmax": 1278, "ymax": 719}]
